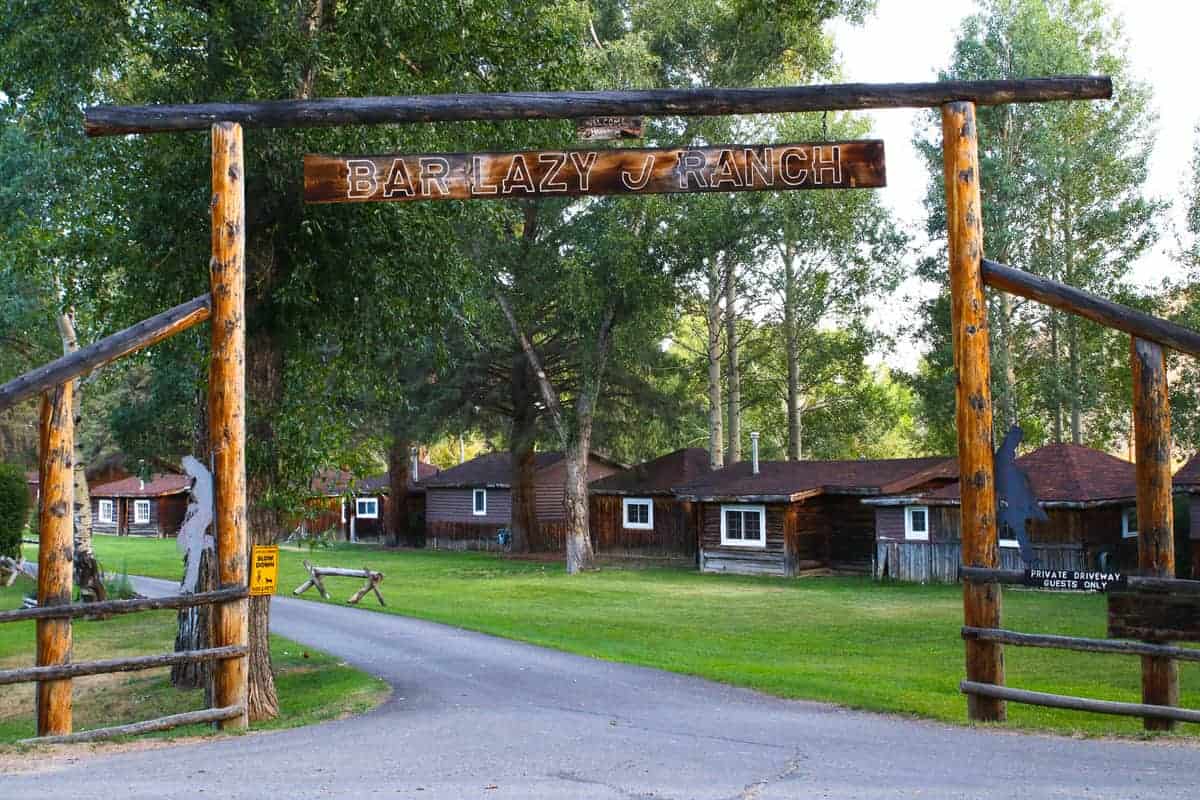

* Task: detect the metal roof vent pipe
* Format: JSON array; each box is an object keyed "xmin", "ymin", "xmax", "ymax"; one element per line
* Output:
[
  {"xmin": 411, "ymin": 446, "xmax": 420, "ymax": 483},
  {"xmin": 750, "ymin": 432, "xmax": 760, "ymax": 475}
]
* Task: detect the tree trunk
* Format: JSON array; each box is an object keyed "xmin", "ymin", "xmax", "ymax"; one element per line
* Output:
[
  {"xmin": 783, "ymin": 246, "xmax": 802, "ymax": 460},
  {"xmin": 172, "ymin": 547, "xmax": 214, "ymax": 690},
  {"xmin": 244, "ymin": 328, "xmax": 281, "ymax": 722},
  {"xmin": 1068, "ymin": 314, "xmax": 1082, "ymax": 444},
  {"xmin": 387, "ymin": 430, "xmax": 412, "ymax": 546},
  {"xmin": 56, "ymin": 311, "xmax": 105, "ymax": 602},
  {"xmin": 996, "ymin": 292, "xmax": 1018, "ymax": 431},
  {"xmin": 1050, "ymin": 310, "xmax": 1063, "ymax": 443},
  {"xmin": 705, "ymin": 261, "xmax": 724, "ymax": 468},
  {"xmin": 724, "ymin": 258, "xmax": 741, "ymax": 464},
  {"xmin": 509, "ymin": 355, "xmax": 538, "ymax": 554},
  {"xmin": 563, "ymin": 438, "xmax": 594, "ymax": 573}
]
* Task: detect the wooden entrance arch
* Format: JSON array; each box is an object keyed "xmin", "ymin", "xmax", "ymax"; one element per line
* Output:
[{"xmin": 2, "ymin": 74, "xmax": 1197, "ymax": 739}]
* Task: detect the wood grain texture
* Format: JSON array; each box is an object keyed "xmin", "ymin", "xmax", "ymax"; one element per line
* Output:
[
  {"xmin": 942, "ymin": 101, "xmax": 1005, "ymax": 723},
  {"xmin": 1108, "ymin": 593, "xmax": 1200, "ymax": 643},
  {"xmin": 303, "ymin": 141, "xmax": 885, "ymax": 204},
  {"xmin": 20, "ymin": 705, "xmax": 245, "ymax": 745},
  {"xmin": 209, "ymin": 122, "xmax": 249, "ymax": 731},
  {"xmin": 1130, "ymin": 337, "xmax": 1179, "ymax": 730},
  {"xmin": 982, "ymin": 260, "xmax": 1200, "ymax": 356},
  {"xmin": 36, "ymin": 383, "xmax": 74, "ymax": 737},
  {"xmin": 0, "ymin": 645, "xmax": 247, "ymax": 686},
  {"xmin": 84, "ymin": 77, "xmax": 1112, "ymax": 136},
  {"xmin": 960, "ymin": 681, "xmax": 1200, "ymax": 724},
  {"xmin": 0, "ymin": 586, "xmax": 247, "ymax": 624},
  {"xmin": 963, "ymin": 626, "xmax": 1200, "ymax": 661}
]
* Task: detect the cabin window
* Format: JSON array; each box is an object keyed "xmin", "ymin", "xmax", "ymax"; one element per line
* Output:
[
  {"xmin": 623, "ymin": 498, "xmax": 654, "ymax": 530},
  {"xmin": 134, "ymin": 500, "xmax": 151, "ymax": 525},
  {"xmin": 473, "ymin": 489, "xmax": 487, "ymax": 516},
  {"xmin": 356, "ymin": 497, "xmax": 379, "ymax": 519},
  {"xmin": 98, "ymin": 499, "xmax": 114, "ymax": 524},
  {"xmin": 720, "ymin": 504, "xmax": 765, "ymax": 548},
  {"xmin": 905, "ymin": 506, "xmax": 929, "ymax": 541},
  {"xmin": 1122, "ymin": 507, "xmax": 1138, "ymax": 539}
]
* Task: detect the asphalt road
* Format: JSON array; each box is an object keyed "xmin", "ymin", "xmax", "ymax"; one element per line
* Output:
[{"xmin": 5, "ymin": 576, "xmax": 1198, "ymax": 799}]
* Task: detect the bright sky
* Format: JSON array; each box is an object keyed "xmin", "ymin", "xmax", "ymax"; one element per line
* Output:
[{"xmin": 829, "ymin": 0, "xmax": 1200, "ymax": 371}]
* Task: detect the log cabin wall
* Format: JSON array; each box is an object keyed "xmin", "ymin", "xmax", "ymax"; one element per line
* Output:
[
  {"xmin": 875, "ymin": 502, "xmax": 1135, "ymax": 582},
  {"xmin": 698, "ymin": 502, "xmax": 789, "ymax": 576},
  {"xmin": 588, "ymin": 495, "xmax": 697, "ymax": 561},
  {"xmin": 425, "ymin": 487, "xmax": 513, "ymax": 551}
]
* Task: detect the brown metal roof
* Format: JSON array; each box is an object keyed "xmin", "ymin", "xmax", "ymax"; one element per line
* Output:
[
  {"xmin": 675, "ymin": 457, "xmax": 952, "ymax": 501},
  {"xmin": 1174, "ymin": 452, "xmax": 1200, "ymax": 489},
  {"xmin": 926, "ymin": 443, "xmax": 1136, "ymax": 507},
  {"xmin": 589, "ymin": 448, "xmax": 712, "ymax": 495},
  {"xmin": 422, "ymin": 451, "xmax": 626, "ymax": 489},
  {"xmin": 91, "ymin": 473, "xmax": 192, "ymax": 498},
  {"xmin": 310, "ymin": 463, "xmax": 439, "ymax": 495}
]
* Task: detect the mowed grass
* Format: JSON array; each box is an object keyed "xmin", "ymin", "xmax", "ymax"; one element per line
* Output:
[
  {"xmin": 0, "ymin": 574, "xmax": 389, "ymax": 746},
  {"xmin": 90, "ymin": 535, "xmax": 1200, "ymax": 738}
]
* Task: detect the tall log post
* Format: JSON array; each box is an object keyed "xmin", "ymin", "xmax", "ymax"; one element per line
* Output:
[
  {"xmin": 209, "ymin": 121, "xmax": 249, "ymax": 730},
  {"xmin": 942, "ymin": 101, "xmax": 1005, "ymax": 722},
  {"xmin": 36, "ymin": 382, "xmax": 74, "ymax": 736},
  {"xmin": 1130, "ymin": 337, "xmax": 1178, "ymax": 731}
]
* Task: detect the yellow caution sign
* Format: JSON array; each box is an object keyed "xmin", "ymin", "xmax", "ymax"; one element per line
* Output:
[{"xmin": 250, "ymin": 545, "xmax": 280, "ymax": 596}]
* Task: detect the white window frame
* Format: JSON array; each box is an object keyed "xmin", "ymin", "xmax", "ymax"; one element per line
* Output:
[
  {"xmin": 97, "ymin": 499, "xmax": 114, "ymax": 524},
  {"xmin": 472, "ymin": 488, "xmax": 487, "ymax": 516},
  {"xmin": 998, "ymin": 536, "xmax": 1020, "ymax": 549},
  {"xmin": 622, "ymin": 497, "xmax": 654, "ymax": 530},
  {"xmin": 904, "ymin": 505, "xmax": 930, "ymax": 542},
  {"xmin": 356, "ymin": 496, "xmax": 379, "ymax": 519},
  {"xmin": 719, "ymin": 504, "xmax": 766, "ymax": 548},
  {"xmin": 1122, "ymin": 506, "xmax": 1138, "ymax": 539},
  {"xmin": 133, "ymin": 499, "xmax": 151, "ymax": 525}
]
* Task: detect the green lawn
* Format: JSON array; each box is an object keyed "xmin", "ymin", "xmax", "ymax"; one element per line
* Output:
[
  {"xmin": 86, "ymin": 535, "xmax": 1199, "ymax": 738},
  {"xmin": 0, "ymin": 574, "xmax": 389, "ymax": 746}
]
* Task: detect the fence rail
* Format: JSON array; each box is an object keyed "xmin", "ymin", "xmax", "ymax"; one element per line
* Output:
[
  {"xmin": 0, "ymin": 586, "xmax": 248, "ymax": 624},
  {"xmin": 19, "ymin": 704, "xmax": 246, "ymax": 745},
  {"xmin": 0, "ymin": 645, "xmax": 247, "ymax": 686},
  {"xmin": 961, "ymin": 626, "xmax": 1200, "ymax": 662},
  {"xmin": 960, "ymin": 681, "xmax": 1200, "ymax": 725}
]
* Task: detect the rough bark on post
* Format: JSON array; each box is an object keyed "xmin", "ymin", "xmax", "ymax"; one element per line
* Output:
[
  {"xmin": 942, "ymin": 100, "xmax": 1005, "ymax": 723},
  {"xmin": 209, "ymin": 121, "xmax": 249, "ymax": 729},
  {"xmin": 37, "ymin": 382, "xmax": 73, "ymax": 737},
  {"xmin": 173, "ymin": 456, "xmax": 216, "ymax": 690},
  {"xmin": 1130, "ymin": 336, "xmax": 1178, "ymax": 730}
]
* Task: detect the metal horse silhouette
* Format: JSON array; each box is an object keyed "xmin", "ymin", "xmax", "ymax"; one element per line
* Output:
[{"xmin": 993, "ymin": 425, "xmax": 1046, "ymax": 566}]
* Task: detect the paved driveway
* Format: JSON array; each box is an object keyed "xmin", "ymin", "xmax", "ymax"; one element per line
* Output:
[{"xmin": 4, "ymin": 576, "xmax": 1198, "ymax": 799}]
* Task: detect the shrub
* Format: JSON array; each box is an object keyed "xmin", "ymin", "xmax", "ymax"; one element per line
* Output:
[
  {"xmin": 103, "ymin": 560, "xmax": 138, "ymax": 600},
  {"xmin": 0, "ymin": 463, "xmax": 31, "ymax": 559}
]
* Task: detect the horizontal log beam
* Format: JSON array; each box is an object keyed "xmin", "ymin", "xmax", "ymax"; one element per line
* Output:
[
  {"xmin": 960, "ymin": 681, "xmax": 1200, "ymax": 724},
  {"xmin": 981, "ymin": 260, "xmax": 1200, "ymax": 357},
  {"xmin": 19, "ymin": 704, "xmax": 245, "ymax": 745},
  {"xmin": 961, "ymin": 566, "xmax": 1200, "ymax": 595},
  {"xmin": 84, "ymin": 77, "xmax": 1111, "ymax": 137},
  {"xmin": 0, "ymin": 586, "xmax": 247, "ymax": 624},
  {"xmin": 0, "ymin": 645, "xmax": 247, "ymax": 686},
  {"xmin": 0, "ymin": 294, "xmax": 211, "ymax": 413},
  {"xmin": 961, "ymin": 626, "xmax": 1200, "ymax": 662}
]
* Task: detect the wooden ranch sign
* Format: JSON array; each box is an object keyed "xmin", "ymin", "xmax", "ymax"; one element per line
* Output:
[{"xmin": 303, "ymin": 140, "xmax": 885, "ymax": 204}]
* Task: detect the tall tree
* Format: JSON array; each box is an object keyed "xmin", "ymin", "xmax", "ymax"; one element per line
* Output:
[{"xmin": 911, "ymin": 0, "xmax": 1159, "ymax": 451}]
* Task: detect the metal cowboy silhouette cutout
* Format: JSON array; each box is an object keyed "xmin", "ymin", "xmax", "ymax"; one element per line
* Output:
[{"xmin": 993, "ymin": 425, "xmax": 1046, "ymax": 566}]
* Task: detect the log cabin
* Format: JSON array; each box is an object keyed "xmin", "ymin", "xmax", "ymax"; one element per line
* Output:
[
  {"xmin": 588, "ymin": 447, "xmax": 712, "ymax": 563},
  {"xmin": 422, "ymin": 451, "xmax": 623, "ymax": 551},
  {"xmin": 305, "ymin": 458, "xmax": 440, "ymax": 542},
  {"xmin": 1171, "ymin": 454, "xmax": 1200, "ymax": 578},
  {"xmin": 675, "ymin": 441, "xmax": 952, "ymax": 577},
  {"xmin": 868, "ymin": 443, "xmax": 1140, "ymax": 583},
  {"xmin": 91, "ymin": 473, "xmax": 192, "ymax": 537}
]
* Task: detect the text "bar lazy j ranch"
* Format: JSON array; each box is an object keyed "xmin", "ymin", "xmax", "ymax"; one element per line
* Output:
[{"xmin": 303, "ymin": 141, "xmax": 886, "ymax": 204}]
